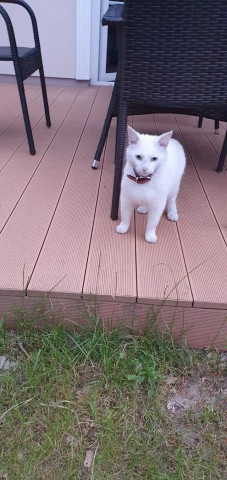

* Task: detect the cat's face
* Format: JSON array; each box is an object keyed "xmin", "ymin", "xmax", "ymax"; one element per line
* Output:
[{"xmin": 126, "ymin": 126, "xmax": 173, "ymax": 177}]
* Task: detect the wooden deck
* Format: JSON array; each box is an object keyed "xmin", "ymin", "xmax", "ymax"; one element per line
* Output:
[{"xmin": 0, "ymin": 82, "xmax": 227, "ymax": 349}]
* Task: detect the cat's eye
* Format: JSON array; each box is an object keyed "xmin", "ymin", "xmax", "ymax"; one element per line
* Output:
[
  {"xmin": 151, "ymin": 157, "xmax": 158, "ymax": 161},
  {"xmin": 135, "ymin": 154, "xmax": 142, "ymax": 160}
]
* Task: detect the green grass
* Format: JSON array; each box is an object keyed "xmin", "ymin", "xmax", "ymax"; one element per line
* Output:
[{"xmin": 0, "ymin": 314, "xmax": 226, "ymax": 479}]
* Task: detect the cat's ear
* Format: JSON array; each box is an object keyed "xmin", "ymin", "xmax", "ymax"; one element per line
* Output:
[
  {"xmin": 127, "ymin": 126, "xmax": 139, "ymax": 145},
  {"xmin": 157, "ymin": 131, "xmax": 173, "ymax": 149}
]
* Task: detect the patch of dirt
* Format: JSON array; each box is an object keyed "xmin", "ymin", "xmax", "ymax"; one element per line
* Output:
[
  {"xmin": 163, "ymin": 355, "xmax": 227, "ymax": 454},
  {"xmin": 166, "ymin": 355, "xmax": 227, "ymax": 416}
]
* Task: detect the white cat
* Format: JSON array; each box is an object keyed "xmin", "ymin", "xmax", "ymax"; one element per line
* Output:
[{"xmin": 116, "ymin": 126, "xmax": 186, "ymax": 243}]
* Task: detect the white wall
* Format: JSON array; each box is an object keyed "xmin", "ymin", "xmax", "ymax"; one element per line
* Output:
[{"xmin": 0, "ymin": 0, "xmax": 77, "ymax": 79}]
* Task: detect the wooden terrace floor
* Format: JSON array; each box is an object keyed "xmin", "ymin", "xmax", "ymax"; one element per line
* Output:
[{"xmin": 0, "ymin": 82, "xmax": 227, "ymax": 349}]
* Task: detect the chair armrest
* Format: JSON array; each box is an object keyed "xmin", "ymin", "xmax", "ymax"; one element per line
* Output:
[
  {"xmin": 102, "ymin": 4, "xmax": 125, "ymax": 27},
  {"xmin": 0, "ymin": 5, "xmax": 19, "ymax": 58},
  {"xmin": 0, "ymin": 0, "xmax": 41, "ymax": 48}
]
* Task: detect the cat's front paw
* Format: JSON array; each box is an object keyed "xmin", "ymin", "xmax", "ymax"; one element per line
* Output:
[
  {"xmin": 137, "ymin": 206, "xmax": 148, "ymax": 214},
  {"xmin": 167, "ymin": 211, "xmax": 179, "ymax": 222},
  {"xmin": 145, "ymin": 232, "xmax": 157, "ymax": 243},
  {"xmin": 116, "ymin": 223, "xmax": 129, "ymax": 234}
]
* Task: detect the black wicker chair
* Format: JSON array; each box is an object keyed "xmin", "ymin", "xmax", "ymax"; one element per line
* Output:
[
  {"xmin": 0, "ymin": 0, "xmax": 51, "ymax": 155},
  {"xmin": 92, "ymin": 1, "xmax": 227, "ymax": 220}
]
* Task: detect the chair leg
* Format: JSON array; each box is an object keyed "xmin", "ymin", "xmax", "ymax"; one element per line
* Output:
[
  {"xmin": 216, "ymin": 132, "xmax": 227, "ymax": 172},
  {"xmin": 215, "ymin": 119, "xmax": 219, "ymax": 134},
  {"xmin": 92, "ymin": 111, "xmax": 113, "ymax": 169},
  {"xmin": 198, "ymin": 117, "xmax": 220, "ymax": 134},
  {"xmin": 92, "ymin": 72, "xmax": 119, "ymax": 169},
  {"xmin": 198, "ymin": 117, "xmax": 203, "ymax": 128},
  {"xmin": 111, "ymin": 100, "xmax": 127, "ymax": 220},
  {"xmin": 39, "ymin": 64, "xmax": 51, "ymax": 127},
  {"xmin": 16, "ymin": 76, "xmax": 36, "ymax": 155}
]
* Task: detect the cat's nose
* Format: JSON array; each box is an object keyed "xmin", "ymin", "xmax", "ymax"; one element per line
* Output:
[{"xmin": 142, "ymin": 166, "xmax": 148, "ymax": 173}]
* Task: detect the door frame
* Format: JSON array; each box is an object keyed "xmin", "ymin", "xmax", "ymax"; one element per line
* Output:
[{"xmin": 76, "ymin": 0, "xmax": 120, "ymax": 84}]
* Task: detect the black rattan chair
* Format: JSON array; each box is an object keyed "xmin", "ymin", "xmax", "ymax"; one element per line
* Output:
[
  {"xmin": 92, "ymin": 1, "xmax": 227, "ymax": 220},
  {"xmin": 0, "ymin": 0, "xmax": 51, "ymax": 155}
]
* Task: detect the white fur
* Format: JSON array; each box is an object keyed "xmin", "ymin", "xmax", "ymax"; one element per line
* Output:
[{"xmin": 116, "ymin": 126, "xmax": 186, "ymax": 243}]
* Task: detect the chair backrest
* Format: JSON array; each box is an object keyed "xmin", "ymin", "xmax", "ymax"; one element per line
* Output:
[
  {"xmin": 122, "ymin": 0, "xmax": 227, "ymax": 113},
  {"xmin": 0, "ymin": 1, "xmax": 40, "ymax": 48}
]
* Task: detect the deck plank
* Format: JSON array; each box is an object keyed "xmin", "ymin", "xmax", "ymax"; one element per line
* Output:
[
  {"xmin": 0, "ymin": 85, "xmax": 62, "ymax": 172},
  {"xmin": 83, "ymin": 116, "xmax": 137, "ymax": 303},
  {"xmin": 178, "ymin": 115, "xmax": 227, "ymax": 243},
  {"xmin": 0, "ymin": 82, "xmax": 21, "ymax": 113},
  {"xmin": 133, "ymin": 115, "xmax": 192, "ymax": 306},
  {"xmin": 0, "ymin": 87, "xmax": 93, "ymax": 293},
  {"xmin": 28, "ymin": 87, "xmax": 113, "ymax": 297},
  {"xmin": 171, "ymin": 113, "xmax": 227, "ymax": 308},
  {"xmin": 0, "ymin": 84, "xmax": 41, "ymax": 139},
  {"xmin": 195, "ymin": 117, "xmax": 227, "ymax": 160},
  {"xmin": 0, "ymin": 87, "xmax": 76, "ymax": 231}
]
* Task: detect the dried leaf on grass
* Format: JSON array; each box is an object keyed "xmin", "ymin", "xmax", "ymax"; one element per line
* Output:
[{"xmin": 84, "ymin": 450, "xmax": 94, "ymax": 469}]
